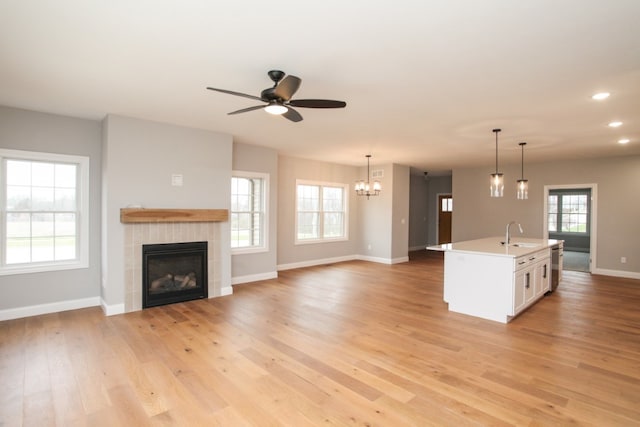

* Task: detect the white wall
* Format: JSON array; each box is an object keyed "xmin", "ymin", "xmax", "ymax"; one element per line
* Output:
[
  {"xmin": 101, "ymin": 115, "xmax": 233, "ymax": 312},
  {"xmin": 452, "ymin": 155, "xmax": 640, "ymax": 276},
  {"xmin": 231, "ymin": 143, "xmax": 278, "ymax": 283},
  {"xmin": 0, "ymin": 106, "xmax": 102, "ymax": 316}
]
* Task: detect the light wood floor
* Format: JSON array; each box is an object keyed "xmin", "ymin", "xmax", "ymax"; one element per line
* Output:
[{"xmin": 2, "ymin": 251, "xmax": 640, "ymax": 426}]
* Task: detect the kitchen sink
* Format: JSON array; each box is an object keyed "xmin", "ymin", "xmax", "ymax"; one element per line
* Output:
[
  {"xmin": 511, "ymin": 242, "xmax": 541, "ymax": 248},
  {"xmin": 500, "ymin": 241, "xmax": 541, "ymax": 248}
]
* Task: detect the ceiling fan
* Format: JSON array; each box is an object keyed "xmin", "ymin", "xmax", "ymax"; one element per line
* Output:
[{"xmin": 206, "ymin": 70, "xmax": 346, "ymax": 122}]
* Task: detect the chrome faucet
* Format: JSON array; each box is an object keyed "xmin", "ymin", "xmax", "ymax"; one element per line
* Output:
[{"xmin": 506, "ymin": 221, "xmax": 523, "ymax": 245}]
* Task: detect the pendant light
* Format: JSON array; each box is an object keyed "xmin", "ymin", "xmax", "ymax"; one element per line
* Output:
[
  {"xmin": 355, "ymin": 154, "xmax": 381, "ymax": 199},
  {"xmin": 517, "ymin": 142, "xmax": 528, "ymax": 200},
  {"xmin": 490, "ymin": 128, "xmax": 504, "ymax": 197}
]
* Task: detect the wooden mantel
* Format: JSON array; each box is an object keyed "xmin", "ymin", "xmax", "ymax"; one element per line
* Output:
[{"xmin": 120, "ymin": 208, "xmax": 228, "ymax": 223}]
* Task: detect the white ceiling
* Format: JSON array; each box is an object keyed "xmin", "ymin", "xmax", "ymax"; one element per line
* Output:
[{"xmin": 1, "ymin": 0, "xmax": 639, "ymax": 175}]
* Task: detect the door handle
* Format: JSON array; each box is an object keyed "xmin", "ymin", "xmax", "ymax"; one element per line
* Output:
[
  {"xmin": 525, "ymin": 272, "xmax": 530, "ymax": 289},
  {"xmin": 543, "ymin": 264, "xmax": 547, "ymax": 279}
]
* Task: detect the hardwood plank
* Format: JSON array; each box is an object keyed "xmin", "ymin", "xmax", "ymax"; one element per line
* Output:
[{"xmin": 2, "ymin": 251, "xmax": 640, "ymax": 425}]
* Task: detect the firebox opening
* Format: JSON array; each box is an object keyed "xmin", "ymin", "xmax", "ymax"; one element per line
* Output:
[{"xmin": 142, "ymin": 241, "xmax": 208, "ymax": 308}]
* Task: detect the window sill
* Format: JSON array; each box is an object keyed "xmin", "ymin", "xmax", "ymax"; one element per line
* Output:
[
  {"xmin": 232, "ymin": 247, "xmax": 269, "ymax": 255},
  {"xmin": 0, "ymin": 260, "xmax": 88, "ymax": 276},
  {"xmin": 295, "ymin": 237, "xmax": 348, "ymax": 245}
]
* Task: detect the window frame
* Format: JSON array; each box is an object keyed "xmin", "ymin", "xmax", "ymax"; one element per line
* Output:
[
  {"xmin": 0, "ymin": 148, "xmax": 89, "ymax": 276},
  {"xmin": 230, "ymin": 171, "xmax": 269, "ymax": 254},
  {"xmin": 547, "ymin": 189, "xmax": 591, "ymax": 236},
  {"xmin": 295, "ymin": 179, "xmax": 349, "ymax": 245}
]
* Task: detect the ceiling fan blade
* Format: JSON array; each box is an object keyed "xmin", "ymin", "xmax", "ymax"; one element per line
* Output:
[
  {"xmin": 282, "ymin": 107, "xmax": 303, "ymax": 122},
  {"xmin": 206, "ymin": 87, "xmax": 262, "ymax": 101},
  {"xmin": 228, "ymin": 105, "xmax": 265, "ymax": 115},
  {"xmin": 273, "ymin": 75, "xmax": 301, "ymax": 101},
  {"xmin": 288, "ymin": 99, "xmax": 346, "ymax": 108}
]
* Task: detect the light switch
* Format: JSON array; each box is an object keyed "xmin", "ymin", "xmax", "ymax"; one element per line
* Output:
[{"xmin": 171, "ymin": 174, "xmax": 183, "ymax": 186}]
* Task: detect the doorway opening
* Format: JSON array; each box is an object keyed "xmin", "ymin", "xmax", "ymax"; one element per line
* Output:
[
  {"xmin": 437, "ymin": 194, "xmax": 452, "ymax": 244},
  {"xmin": 544, "ymin": 184, "xmax": 597, "ymax": 273}
]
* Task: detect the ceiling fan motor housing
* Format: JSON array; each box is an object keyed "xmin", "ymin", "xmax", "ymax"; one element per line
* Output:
[{"xmin": 260, "ymin": 87, "xmax": 280, "ymax": 102}]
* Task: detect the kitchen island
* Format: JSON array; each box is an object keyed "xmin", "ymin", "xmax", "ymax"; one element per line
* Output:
[{"xmin": 429, "ymin": 237, "xmax": 561, "ymax": 323}]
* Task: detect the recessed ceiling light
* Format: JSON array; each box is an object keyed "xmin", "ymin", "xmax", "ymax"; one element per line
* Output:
[
  {"xmin": 592, "ymin": 92, "xmax": 610, "ymax": 100},
  {"xmin": 618, "ymin": 138, "xmax": 630, "ymax": 144},
  {"xmin": 608, "ymin": 121, "xmax": 623, "ymax": 128}
]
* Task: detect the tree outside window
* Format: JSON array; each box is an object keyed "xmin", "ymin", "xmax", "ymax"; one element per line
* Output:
[
  {"xmin": 231, "ymin": 172, "xmax": 268, "ymax": 252},
  {"xmin": 296, "ymin": 180, "xmax": 348, "ymax": 243}
]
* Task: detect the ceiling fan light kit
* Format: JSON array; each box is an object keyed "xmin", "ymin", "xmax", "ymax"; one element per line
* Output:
[
  {"xmin": 207, "ymin": 70, "xmax": 346, "ymax": 122},
  {"xmin": 264, "ymin": 103, "xmax": 288, "ymax": 115}
]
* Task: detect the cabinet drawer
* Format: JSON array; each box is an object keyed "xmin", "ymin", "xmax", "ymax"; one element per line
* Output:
[{"xmin": 515, "ymin": 249, "xmax": 550, "ymax": 271}]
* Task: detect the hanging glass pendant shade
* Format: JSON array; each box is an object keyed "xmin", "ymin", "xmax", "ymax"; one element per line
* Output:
[
  {"xmin": 517, "ymin": 142, "xmax": 528, "ymax": 200},
  {"xmin": 490, "ymin": 128, "xmax": 504, "ymax": 197}
]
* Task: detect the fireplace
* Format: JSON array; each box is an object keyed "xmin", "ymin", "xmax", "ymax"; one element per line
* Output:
[{"xmin": 142, "ymin": 241, "xmax": 208, "ymax": 308}]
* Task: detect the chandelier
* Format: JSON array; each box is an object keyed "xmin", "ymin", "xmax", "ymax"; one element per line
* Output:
[{"xmin": 355, "ymin": 155, "xmax": 381, "ymax": 199}]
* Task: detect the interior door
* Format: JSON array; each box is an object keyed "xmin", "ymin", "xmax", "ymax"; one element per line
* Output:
[{"xmin": 438, "ymin": 194, "xmax": 452, "ymax": 244}]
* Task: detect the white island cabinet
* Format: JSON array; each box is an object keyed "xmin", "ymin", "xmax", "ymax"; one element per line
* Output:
[{"xmin": 431, "ymin": 237, "xmax": 559, "ymax": 323}]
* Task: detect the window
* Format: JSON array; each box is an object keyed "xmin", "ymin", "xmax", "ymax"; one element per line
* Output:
[
  {"xmin": 296, "ymin": 180, "xmax": 348, "ymax": 243},
  {"xmin": 440, "ymin": 196, "xmax": 453, "ymax": 212},
  {"xmin": 548, "ymin": 190, "xmax": 590, "ymax": 234},
  {"xmin": 1, "ymin": 149, "xmax": 89, "ymax": 275},
  {"xmin": 231, "ymin": 172, "xmax": 268, "ymax": 253}
]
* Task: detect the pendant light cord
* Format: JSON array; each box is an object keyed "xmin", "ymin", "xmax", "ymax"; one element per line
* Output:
[
  {"xmin": 493, "ymin": 129, "xmax": 501, "ymax": 174},
  {"xmin": 519, "ymin": 142, "xmax": 526, "ymax": 179}
]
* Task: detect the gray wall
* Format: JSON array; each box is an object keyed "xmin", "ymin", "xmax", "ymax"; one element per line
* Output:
[
  {"xmin": 0, "ymin": 106, "xmax": 102, "ymax": 310},
  {"xmin": 277, "ymin": 156, "xmax": 360, "ymax": 266},
  {"xmin": 231, "ymin": 142, "xmax": 278, "ymax": 281},
  {"xmin": 408, "ymin": 174, "xmax": 429, "ymax": 250},
  {"xmin": 356, "ymin": 162, "xmax": 392, "ymax": 260},
  {"xmin": 408, "ymin": 174, "xmax": 453, "ymax": 249},
  {"xmin": 391, "ymin": 164, "xmax": 410, "ymax": 260},
  {"xmin": 102, "ymin": 115, "xmax": 233, "ymax": 309},
  {"xmin": 452, "ymin": 155, "xmax": 640, "ymax": 275}
]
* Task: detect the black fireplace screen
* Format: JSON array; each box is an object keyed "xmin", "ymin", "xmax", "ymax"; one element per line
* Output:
[{"xmin": 142, "ymin": 241, "xmax": 208, "ymax": 308}]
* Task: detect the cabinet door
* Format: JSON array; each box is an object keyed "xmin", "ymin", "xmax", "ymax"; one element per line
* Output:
[
  {"xmin": 514, "ymin": 270, "xmax": 527, "ymax": 313},
  {"xmin": 514, "ymin": 267, "xmax": 535, "ymax": 315},
  {"xmin": 536, "ymin": 261, "xmax": 550, "ymax": 296}
]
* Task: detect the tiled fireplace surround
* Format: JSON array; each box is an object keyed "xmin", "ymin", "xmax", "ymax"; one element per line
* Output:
[{"xmin": 123, "ymin": 222, "xmax": 222, "ymax": 312}]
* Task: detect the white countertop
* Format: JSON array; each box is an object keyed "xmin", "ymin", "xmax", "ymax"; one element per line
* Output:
[{"xmin": 427, "ymin": 236, "xmax": 561, "ymax": 258}]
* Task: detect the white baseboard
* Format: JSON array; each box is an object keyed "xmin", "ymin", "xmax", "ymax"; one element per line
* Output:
[
  {"xmin": 0, "ymin": 296, "xmax": 101, "ymax": 321},
  {"xmin": 219, "ymin": 286, "xmax": 234, "ymax": 296},
  {"xmin": 356, "ymin": 255, "xmax": 409, "ymax": 265},
  {"xmin": 101, "ymin": 300, "xmax": 125, "ymax": 316},
  {"xmin": 232, "ymin": 271, "xmax": 278, "ymax": 285},
  {"xmin": 277, "ymin": 255, "xmax": 358, "ymax": 271},
  {"xmin": 592, "ymin": 268, "xmax": 640, "ymax": 280},
  {"xmin": 278, "ymin": 254, "xmax": 411, "ymax": 270}
]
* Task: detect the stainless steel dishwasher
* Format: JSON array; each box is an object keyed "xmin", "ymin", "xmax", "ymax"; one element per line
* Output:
[{"xmin": 550, "ymin": 242, "xmax": 563, "ymax": 291}]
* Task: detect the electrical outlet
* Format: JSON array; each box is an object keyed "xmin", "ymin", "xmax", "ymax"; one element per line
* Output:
[
  {"xmin": 621, "ymin": 256, "xmax": 627, "ymax": 264},
  {"xmin": 367, "ymin": 244, "xmax": 372, "ymax": 250}
]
